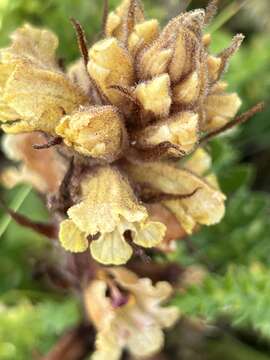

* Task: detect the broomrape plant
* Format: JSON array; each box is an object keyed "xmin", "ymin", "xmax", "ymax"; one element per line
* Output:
[{"xmin": 0, "ymin": 0, "xmax": 263, "ymax": 358}]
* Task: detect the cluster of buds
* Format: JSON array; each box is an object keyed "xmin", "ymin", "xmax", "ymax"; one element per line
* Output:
[{"xmin": 0, "ymin": 0, "xmax": 262, "ymax": 358}]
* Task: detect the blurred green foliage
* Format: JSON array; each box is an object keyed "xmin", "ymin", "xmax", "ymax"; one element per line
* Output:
[
  {"xmin": 168, "ymin": 135, "xmax": 270, "ymax": 346},
  {"xmin": 210, "ymin": 31, "xmax": 270, "ymax": 153},
  {"xmin": 0, "ymin": 186, "xmax": 51, "ymax": 295},
  {"xmin": 0, "ymin": 299, "xmax": 80, "ymax": 360},
  {"xmin": 0, "ymin": 0, "xmax": 164, "ymax": 62},
  {"xmin": 0, "ymin": 187, "xmax": 82, "ymax": 358},
  {"xmin": 174, "ymin": 264, "xmax": 270, "ymax": 340}
]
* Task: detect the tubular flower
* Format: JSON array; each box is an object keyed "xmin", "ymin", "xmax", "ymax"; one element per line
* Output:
[
  {"xmin": 144, "ymin": 149, "xmax": 219, "ymax": 251},
  {"xmin": 88, "ymin": 37, "xmax": 134, "ymax": 110},
  {"xmin": 0, "ymin": 24, "xmax": 88, "ymax": 134},
  {"xmin": 0, "ymin": 0, "xmax": 252, "ymax": 266},
  {"xmin": 59, "ymin": 166, "xmax": 166, "ymax": 265},
  {"xmin": 84, "ymin": 267, "xmax": 179, "ymax": 359},
  {"xmin": 124, "ymin": 148, "xmax": 226, "ymax": 235},
  {"xmin": 55, "ymin": 106, "xmax": 127, "ymax": 160}
]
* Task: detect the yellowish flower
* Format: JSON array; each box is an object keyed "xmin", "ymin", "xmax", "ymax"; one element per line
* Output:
[
  {"xmin": 87, "ymin": 37, "xmax": 134, "ymax": 109},
  {"xmin": 137, "ymin": 10, "xmax": 205, "ymax": 81},
  {"xmin": 68, "ymin": 59, "xmax": 92, "ymax": 96},
  {"xmin": 84, "ymin": 267, "xmax": 179, "ymax": 359},
  {"xmin": 124, "ymin": 148, "xmax": 226, "ymax": 234},
  {"xmin": 0, "ymin": 24, "xmax": 88, "ymax": 134},
  {"xmin": 0, "ymin": 63, "xmax": 19, "ymax": 122},
  {"xmin": 134, "ymin": 74, "xmax": 171, "ymax": 117},
  {"xmin": 204, "ymin": 87, "xmax": 242, "ymax": 131},
  {"xmin": 0, "ymin": 5, "xmax": 255, "ymax": 357},
  {"xmin": 55, "ymin": 106, "xmax": 127, "ymax": 161},
  {"xmin": 1, "ymin": 23, "xmax": 59, "ymax": 69},
  {"xmin": 59, "ymin": 166, "xmax": 166, "ymax": 265},
  {"xmin": 105, "ymin": 0, "xmax": 145, "ymax": 44},
  {"xmin": 0, "ymin": 0, "xmax": 244, "ymax": 159},
  {"xmin": 0, "ymin": 0, "xmax": 250, "ymax": 266},
  {"xmin": 134, "ymin": 111, "xmax": 199, "ymax": 155},
  {"xmin": 202, "ymin": 34, "xmax": 244, "ymax": 131},
  {"xmin": 145, "ymin": 150, "xmax": 221, "ymax": 250}
]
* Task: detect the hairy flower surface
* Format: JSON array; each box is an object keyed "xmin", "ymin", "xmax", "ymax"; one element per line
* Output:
[
  {"xmin": 55, "ymin": 106, "xmax": 127, "ymax": 160},
  {"xmin": 124, "ymin": 148, "xmax": 226, "ymax": 235},
  {"xmin": 84, "ymin": 267, "xmax": 179, "ymax": 359},
  {"xmin": 0, "ymin": 24, "xmax": 88, "ymax": 134},
  {"xmin": 0, "ymin": 0, "xmax": 248, "ymax": 265},
  {"xmin": 59, "ymin": 166, "xmax": 166, "ymax": 265}
]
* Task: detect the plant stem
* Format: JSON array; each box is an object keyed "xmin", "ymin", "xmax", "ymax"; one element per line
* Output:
[{"xmin": 0, "ymin": 185, "xmax": 32, "ymax": 239}]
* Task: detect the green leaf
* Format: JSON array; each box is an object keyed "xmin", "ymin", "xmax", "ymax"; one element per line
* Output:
[
  {"xmin": 173, "ymin": 264, "xmax": 270, "ymax": 340},
  {"xmin": 219, "ymin": 165, "xmax": 254, "ymax": 193}
]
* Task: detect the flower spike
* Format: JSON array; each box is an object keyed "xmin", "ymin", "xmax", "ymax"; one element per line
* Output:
[{"xmin": 0, "ymin": 1, "xmax": 260, "ymax": 358}]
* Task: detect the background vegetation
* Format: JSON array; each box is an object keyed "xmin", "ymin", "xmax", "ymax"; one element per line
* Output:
[{"xmin": 0, "ymin": 0, "xmax": 270, "ymax": 359}]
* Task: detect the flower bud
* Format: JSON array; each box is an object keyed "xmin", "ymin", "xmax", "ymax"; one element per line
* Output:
[
  {"xmin": 105, "ymin": 0, "xmax": 145, "ymax": 43},
  {"xmin": 134, "ymin": 111, "xmax": 198, "ymax": 154},
  {"xmin": 183, "ymin": 148, "xmax": 212, "ymax": 175},
  {"xmin": 2, "ymin": 62, "xmax": 88, "ymax": 134},
  {"xmin": 125, "ymin": 159, "xmax": 226, "ymax": 234},
  {"xmin": 128, "ymin": 19, "xmax": 159, "ymax": 55},
  {"xmin": 55, "ymin": 106, "xmax": 127, "ymax": 161},
  {"xmin": 168, "ymin": 10, "xmax": 205, "ymax": 83},
  {"xmin": 88, "ymin": 38, "xmax": 134, "ymax": 107},
  {"xmin": 173, "ymin": 71, "xmax": 200, "ymax": 104},
  {"xmin": 68, "ymin": 59, "xmax": 91, "ymax": 96},
  {"xmin": 134, "ymin": 74, "xmax": 171, "ymax": 117},
  {"xmin": 205, "ymin": 92, "xmax": 242, "ymax": 131},
  {"xmin": 0, "ymin": 24, "xmax": 88, "ymax": 134},
  {"xmin": 207, "ymin": 55, "xmax": 222, "ymax": 82},
  {"xmin": 137, "ymin": 10, "xmax": 205, "ymax": 81},
  {"xmin": 203, "ymin": 33, "xmax": 211, "ymax": 47}
]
